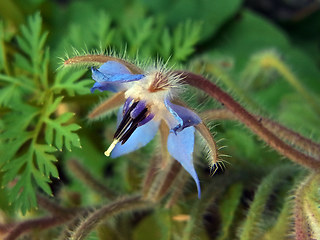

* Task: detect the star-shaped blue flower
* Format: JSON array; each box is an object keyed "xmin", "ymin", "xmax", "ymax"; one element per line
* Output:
[{"xmin": 91, "ymin": 61, "xmax": 202, "ymax": 198}]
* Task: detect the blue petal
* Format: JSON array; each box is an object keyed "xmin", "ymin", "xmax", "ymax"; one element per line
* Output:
[
  {"xmin": 98, "ymin": 61, "xmax": 132, "ymax": 75},
  {"xmin": 165, "ymin": 98, "xmax": 201, "ymax": 133},
  {"xmin": 167, "ymin": 126, "xmax": 201, "ymax": 198},
  {"xmin": 110, "ymin": 109, "xmax": 160, "ymax": 158},
  {"xmin": 90, "ymin": 81, "xmax": 120, "ymax": 93},
  {"xmin": 91, "ymin": 62, "xmax": 145, "ymax": 93},
  {"xmin": 92, "ymin": 69, "xmax": 144, "ymax": 83}
]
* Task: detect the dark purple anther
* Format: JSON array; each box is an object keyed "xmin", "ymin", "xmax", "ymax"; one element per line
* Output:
[
  {"xmin": 123, "ymin": 97, "xmax": 133, "ymax": 114},
  {"xmin": 130, "ymin": 101, "xmax": 147, "ymax": 119},
  {"xmin": 113, "ymin": 99, "xmax": 152, "ymax": 144},
  {"xmin": 138, "ymin": 113, "xmax": 155, "ymax": 126}
]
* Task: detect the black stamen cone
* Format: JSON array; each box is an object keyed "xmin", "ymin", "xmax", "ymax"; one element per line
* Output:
[
  {"xmin": 114, "ymin": 101, "xmax": 138, "ymax": 139},
  {"xmin": 113, "ymin": 100, "xmax": 149, "ymax": 145},
  {"xmin": 119, "ymin": 108, "xmax": 148, "ymax": 144}
]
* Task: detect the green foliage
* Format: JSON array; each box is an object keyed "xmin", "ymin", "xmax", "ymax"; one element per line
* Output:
[
  {"xmin": 0, "ymin": 13, "xmax": 84, "ymax": 214},
  {"xmin": 0, "ymin": 0, "xmax": 320, "ymax": 240},
  {"xmin": 217, "ymin": 183, "xmax": 243, "ymax": 240},
  {"xmin": 141, "ymin": 0, "xmax": 242, "ymax": 40},
  {"xmin": 43, "ymin": 96, "xmax": 81, "ymax": 150}
]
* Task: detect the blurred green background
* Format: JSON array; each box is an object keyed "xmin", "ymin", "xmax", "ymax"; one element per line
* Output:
[{"xmin": 0, "ymin": 0, "xmax": 320, "ymax": 239}]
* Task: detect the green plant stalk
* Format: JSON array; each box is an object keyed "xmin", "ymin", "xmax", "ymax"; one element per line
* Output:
[
  {"xmin": 0, "ymin": 37, "xmax": 11, "ymax": 76},
  {"xmin": 31, "ymin": 92, "xmax": 53, "ymax": 145},
  {"xmin": 261, "ymin": 55, "xmax": 320, "ymax": 116},
  {"xmin": 203, "ymin": 63, "xmax": 263, "ymax": 113},
  {"xmin": 261, "ymin": 170, "xmax": 304, "ymax": 240},
  {"xmin": 217, "ymin": 183, "xmax": 243, "ymax": 240},
  {"xmin": 239, "ymin": 165, "xmax": 297, "ymax": 240},
  {"xmin": 261, "ymin": 198, "xmax": 293, "ymax": 240},
  {"xmin": 40, "ymin": 49, "xmax": 49, "ymax": 90},
  {"xmin": 181, "ymin": 174, "xmax": 230, "ymax": 240}
]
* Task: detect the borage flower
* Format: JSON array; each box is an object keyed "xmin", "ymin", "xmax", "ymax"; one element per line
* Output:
[{"xmin": 91, "ymin": 61, "xmax": 206, "ymax": 198}]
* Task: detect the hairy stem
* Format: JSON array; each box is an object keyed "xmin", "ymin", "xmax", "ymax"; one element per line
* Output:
[
  {"xmin": 4, "ymin": 215, "xmax": 75, "ymax": 240},
  {"xmin": 64, "ymin": 55, "xmax": 143, "ymax": 74},
  {"xmin": 195, "ymin": 60, "xmax": 262, "ymax": 112},
  {"xmin": 154, "ymin": 161, "xmax": 182, "ymax": 201},
  {"xmin": 142, "ymin": 156, "xmax": 160, "ymax": 198},
  {"xmin": 202, "ymin": 109, "xmax": 320, "ymax": 159},
  {"xmin": 176, "ymin": 71, "xmax": 320, "ymax": 170},
  {"xmin": 37, "ymin": 194, "xmax": 78, "ymax": 216},
  {"xmin": 67, "ymin": 159, "xmax": 117, "ymax": 199},
  {"xmin": 239, "ymin": 165, "xmax": 297, "ymax": 240},
  {"xmin": 165, "ymin": 171, "xmax": 189, "ymax": 208},
  {"xmin": 67, "ymin": 195, "xmax": 150, "ymax": 240},
  {"xmin": 294, "ymin": 173, "xmax": 320, "ymax": 240},
  {"xmin": 294, "ymin": 174, "xmax": 314, "ymax": 240}
]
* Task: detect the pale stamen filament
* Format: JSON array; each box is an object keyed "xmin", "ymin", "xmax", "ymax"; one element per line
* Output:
[{"xmin": 104, "ymin": 139, "xmax": 119, "ymax": 156}]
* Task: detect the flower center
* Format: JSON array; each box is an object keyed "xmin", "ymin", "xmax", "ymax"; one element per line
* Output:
[
  {"xmin": 148, "ymin": 72, "xmax": 170, "ymax": 92},
  {"xmin": 104, "ymin": 99, "xmax": 154, "ymax": 156}
]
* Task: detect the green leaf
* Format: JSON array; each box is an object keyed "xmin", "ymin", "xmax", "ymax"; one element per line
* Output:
[
  {"xmin": 0, "ymin": 133, "xmax": 31, "ymax": 168},
  {"xmin": 0, "ymin": 74, "xmax": 35, "ymax": 93},
  {"xmin": 125, "ymin": 17, "xmax": 155, "ymax": 57},
  {"xmin": 133, "ymin": 208, "xmax": 171, "ymax": 240},
  {"xmin": 158, "ymin": 28, "xmax": 171, "ymax": 60},
  {"xmin": 2, "ymin": 144, "xmax": 58, "ymax": 214},
  {"xmin": 142, "ymin": 0, "xmax": 242, "ymax": 40},
  {"xmin": 44, "ymin": 97, "xmax": 81, "ymax": 151},
  {"xmin": 210, "ymin": 10, "xmax": 289, "ymax": 71},
  {"xmin": 53, "ymin": 68, "xmax": 91, "ymax": 96},
  {"xmin": 0, "ymin": 103, "xmax": 38, "ymax": 138},
  {"xmin": 14, "ymin": 12, "xmax": 49, "ymax": 91},
  {"xmin": 172, "ymin": 20, "xmax": 202, "ymax": 61},
  {"xmin": 16, "ymin": 12, "xmax": 48, "ymax": 66},
  {"xmin": 33, "ymin": 144, "xmax": 58, "ymax": 178},
  {"xmin": 278, "ymin": 96, "xmax": 320, "ymax": 138},
  {"xmin": 91, "ymin": 11, "xmax": 115, "ymax": 48},
  {"xmin": 0, "ymin": 104, "xmax": 38, "ymax": 167},
  {"xmin": 0, "ymin": 84, "xmax": 21, "ymax": 107}
]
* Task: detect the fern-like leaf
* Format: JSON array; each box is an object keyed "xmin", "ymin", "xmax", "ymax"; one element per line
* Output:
[
  {"xmin": 172, "ymin": 20, "xmax": 202, "ymax": 61},
  {"xmin": 44, "ymin": 96, "xmax": 82, "ymax": 151},
  {"xmin": 2, "ymin": 144, "xmax": 58, "ymax": 214},
  {"xmin": 52, "ymin": 68, "xmax": 91, "ymax": 96},
  {"xmin": 16, "ymin": 12, "xmax": 48, "ymax": 77}
]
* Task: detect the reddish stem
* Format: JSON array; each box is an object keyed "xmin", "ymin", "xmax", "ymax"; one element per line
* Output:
[
  {"xmin": 176, "ymin": 71, "xmax": 320, "ymax": 170},
  {"xmin": 4, "ymin": 215, "xmax": 73, "ymax": 240}
]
